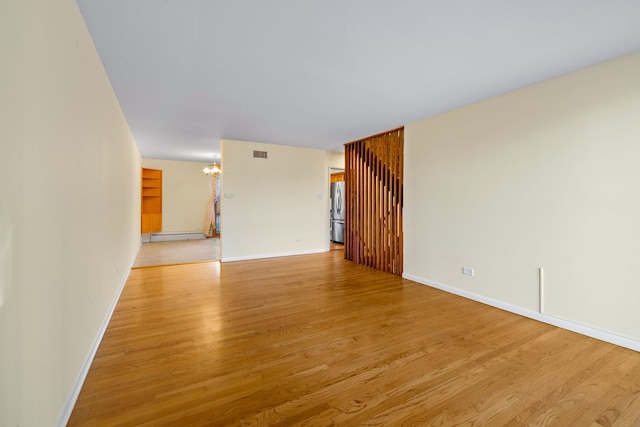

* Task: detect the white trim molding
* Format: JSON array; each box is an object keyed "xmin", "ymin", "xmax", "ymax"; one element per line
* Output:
[
  {"xmin": 402, "ymin": 273, "xmax": 640, "ymax": 353},
  {"xmin": 150, "ymin": 232, "xmax": 206, "ymax": 242}
]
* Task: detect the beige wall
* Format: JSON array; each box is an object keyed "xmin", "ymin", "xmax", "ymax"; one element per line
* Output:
[
  {"xmin": 404, "ymin": 54, "xmax": 640, "ymax": 343},
  {"xmin": 141, "ymin": 158, "xmax": 213, "ymax": 233},
  {"xmin": 0, "ymin": 1, "xmax": 141, "ymax": 425},
  {"xmin": 220, "ymin": 139, "xmax": 343, "ymax": 261}
]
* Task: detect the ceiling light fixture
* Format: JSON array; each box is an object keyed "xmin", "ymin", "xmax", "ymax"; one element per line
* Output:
[
  {"xmin": 202, "ymin": 163, "xmax": 220, "ymax": 175},
  {"xmin": 203, "ymin": 164, "xmax": 220, "ymax": 175}
]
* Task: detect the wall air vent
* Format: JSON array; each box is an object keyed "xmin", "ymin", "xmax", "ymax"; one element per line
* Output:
[{"xmin": 253, "ymin": 150, "xmax": 268, "ymax": 159}]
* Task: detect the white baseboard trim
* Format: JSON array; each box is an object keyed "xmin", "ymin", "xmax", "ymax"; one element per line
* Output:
[
  {"xmin": 402, "ymin": 273, "xmax": 640, "ymax": 353},
  {"xmin": 56, "ymin": 256, "xmax": 135, "ymax": 427},
  {"xmin": 150, "ymin": 232, "xmax": 206, "ymax": 242},
  {"xmin": 221, "ymin": 248, "xmax": 328, "ymax": 263}
]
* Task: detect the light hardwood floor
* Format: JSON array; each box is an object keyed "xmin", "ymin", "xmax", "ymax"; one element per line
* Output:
[
  {"xmin": 69, "ymin": 250, "xmax": 640, "ymax": 426},
  {"xmin": 133, "ymin": 237, "xmax": 220, "ymax": 267}
]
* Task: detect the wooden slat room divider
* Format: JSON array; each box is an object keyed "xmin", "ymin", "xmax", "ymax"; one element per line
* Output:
[{"xmin": 344, "ymin": 127, "xmax": 404, "ymax": 275}]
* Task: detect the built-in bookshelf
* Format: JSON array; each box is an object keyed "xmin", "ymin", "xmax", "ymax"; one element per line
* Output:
[{"xmin": 141, "ymin": 168, "xmax": 162, "ymax": 233}]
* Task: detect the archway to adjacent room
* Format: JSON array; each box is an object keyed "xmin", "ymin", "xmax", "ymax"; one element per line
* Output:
[{"xmin": 134, "ymin": 161, "xmax": 221, "ymax": 267}]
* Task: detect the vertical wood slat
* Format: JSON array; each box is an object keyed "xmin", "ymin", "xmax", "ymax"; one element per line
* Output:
[
  {"xmin": 344, "ymin": 144, "xmax": 358, "ymax": 259},
  {"xmin": 356, "ymin": 140, "xmax": 361, "ymax": 264},
  {"xmin": 344, "ymin": 127, "xmax": 403, "ymax": 275},
  {"xmin": 382, "ymin": 144, "xmax": 388, "ymax": 272},
  {"xmin": 387, "ymin": 134, "xmax": 391, "ymax": 271},
  {"xmin": 362, "ymin": 140, "xmax": 367, "ymax": 266},
  {"xmin": 397, "ymin": 129, "xmax": 404, "ymax": 274},
  {"xmin": 363, "ymin": 139, "xmax": 367, "ymax": 266},
  {"xmin": 345, "ymin": 147, "xmax": 351, "ymax": 258},
  {"xmin": 375, "ymin": 143, "xmax": 381, "ymax": 270},
  {"xmin": 367, "ymin": 141, "xmax": 372, "ymax": 266}
]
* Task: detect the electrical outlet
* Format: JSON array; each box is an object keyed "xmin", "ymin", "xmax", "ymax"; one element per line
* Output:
[{"xmin": 462, "ymin": 267, "xmax": 474, "ymax": 276}]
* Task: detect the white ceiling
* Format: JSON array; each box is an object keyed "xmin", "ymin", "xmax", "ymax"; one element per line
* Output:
[{"xmin": 77, "ymin": 1, "xmax": 640, "ymax": 162}]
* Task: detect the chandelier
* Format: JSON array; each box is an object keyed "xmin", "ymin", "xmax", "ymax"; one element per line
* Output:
[{"xmin": 203, "ymin": 164, "xmax": 220, "ymax": 175}]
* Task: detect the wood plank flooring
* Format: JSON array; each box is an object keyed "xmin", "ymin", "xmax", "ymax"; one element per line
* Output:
[
  {"xmin": 133, "ymin": 238, "xmax": 220, "ymax": 267},
  {"xmin": 69, "ymin": 250, "xmax": 640, "ymax": 426}
]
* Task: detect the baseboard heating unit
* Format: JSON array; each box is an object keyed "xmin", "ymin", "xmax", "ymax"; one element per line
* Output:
[{"xmin": 150, "ymin": 232, "xmax": 206, "ymax": 242}]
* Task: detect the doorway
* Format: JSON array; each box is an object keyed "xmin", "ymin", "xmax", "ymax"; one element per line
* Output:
[{"xmin": 329, "ymin": 167, "xmax": 345, "ymax": 250}]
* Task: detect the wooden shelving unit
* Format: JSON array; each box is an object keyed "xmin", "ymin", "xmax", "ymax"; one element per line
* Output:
[{"xmin": 141, "ymin": 168, "xmax": 162, "ymax": 233}]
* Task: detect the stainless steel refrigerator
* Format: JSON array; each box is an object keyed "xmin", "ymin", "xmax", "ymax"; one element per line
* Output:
[{"xmin": 331, "ymin": 181, "xmax": 345, "ymax": 243}]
